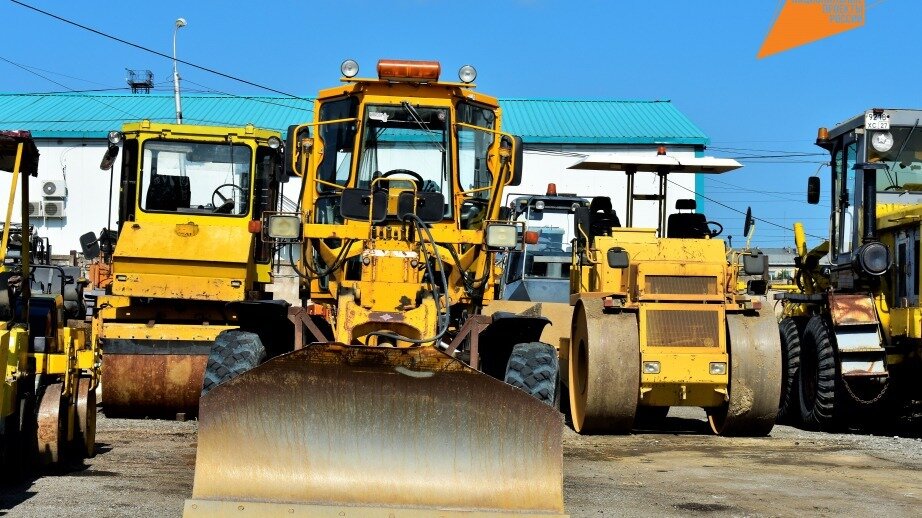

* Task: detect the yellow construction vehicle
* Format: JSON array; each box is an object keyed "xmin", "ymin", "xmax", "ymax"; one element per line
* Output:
[
  {"xmin": 1, "ymin": 130, "xmax": 99, "ymax": 475},
  {"xmin": 778, "ymin": 108, "xmax": 922, "ymax": 430},
  {"xmin": 185, "ymin": 59, "xmax": 565, "ymax": 517},
  {"xmin": 563, "ymin": 152, "xmax": 781, "ymax": 436},
  {"xmin": 82, "ymin": 121, "xmax": 290, "ymax": 419}
]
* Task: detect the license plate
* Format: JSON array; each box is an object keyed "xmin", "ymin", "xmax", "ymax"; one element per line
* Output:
[{"xmin": 865, "ymin": 111, "xmax": 890, "ymax": 130}]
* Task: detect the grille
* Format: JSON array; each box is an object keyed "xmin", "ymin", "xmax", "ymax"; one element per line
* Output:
[
  {"xmin": 644, "ymin": 275, "xmax": 717, "ymax": 296},
  {"xmin": 645, "ymin": 309, "xmax": 720, "ymax": 347}
]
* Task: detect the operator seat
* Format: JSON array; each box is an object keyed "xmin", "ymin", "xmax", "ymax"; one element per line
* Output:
[
  {"xmin": 146, "ymin": 175, "xmax": 191, "ymax": 211},
  {"xmin": 667, "ymin": 199, "xmax": 709, "ymax": 239},
  {"xmin": 589, "ymin": 196, "xmax": 621, "ymax": 238}
]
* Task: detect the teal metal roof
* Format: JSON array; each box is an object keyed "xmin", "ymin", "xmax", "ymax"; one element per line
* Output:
[{"xmin": 0, "ymin": 93, "xmax": 708, "ymax": 145}]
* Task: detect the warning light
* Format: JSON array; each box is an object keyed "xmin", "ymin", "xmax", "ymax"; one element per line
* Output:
[
  {"xmin": 657, "ymin": 145, "xmax": 667, "ymax": 156},
  {"xmin": 524, "ymin": 230, "xmax": 540, "ymax": 245},
  {"xmin": 546, "ymin": 183, "xmax": 557, "ymax": 196},
  {"xmin": 377, "ymin": 59, "xmax": 441, "ymax": 82}
]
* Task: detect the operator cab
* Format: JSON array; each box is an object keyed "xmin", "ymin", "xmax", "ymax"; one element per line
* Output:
[{"xmin": 502, "ymin": 186, "xmax": 589, "ymax": 303}]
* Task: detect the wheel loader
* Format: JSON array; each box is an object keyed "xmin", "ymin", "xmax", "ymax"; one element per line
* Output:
[
  {"xmin": 83, "ymin": 121, "xmax": 290, "ymax": 419},
  {"xmin": 185, "ymin": 59, "xmax": 565, "ymax": 517},
  {"xmin": 0, "ymin": 130, "xmax": 99, "ymax": 475},
  {"xmin": 563, "ymin": 152, "xmax": 781, "ymax": 436},
  {"xmin": 778, "ymin": 108, "xmax": 922, "ymax": 431}
]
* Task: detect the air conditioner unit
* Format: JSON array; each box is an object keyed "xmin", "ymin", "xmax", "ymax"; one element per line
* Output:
[
  {"xmin": 42, "ymin": 180, "xmax": 67, "ymax": 198},
  {"xmin": 42, "ymin": 200, "xmax": 66, "ymax": 219},
  {"xmin": 28, "ymin": 201, "xmax": 43, "ymax": 218}
]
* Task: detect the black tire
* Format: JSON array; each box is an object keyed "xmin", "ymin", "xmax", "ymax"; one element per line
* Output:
[
  {"xmin": 504, "ymin": 342, "xmax": 559, "ymax": 406},
  {"xmin": 201, "ymin": 330, "xmax": 266, "ymax": 397},
  {"xmin": 798, "ymin": 316, "xmax": 839, "ymax": 431},
  {"xmin": 777, "ymin": 317, "xmax": 802, "ymax": 424}
]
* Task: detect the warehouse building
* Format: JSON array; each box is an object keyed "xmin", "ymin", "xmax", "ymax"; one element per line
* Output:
[{"xmin": 0, "ymin": 93, "xmax": 711, "ymax": 252}]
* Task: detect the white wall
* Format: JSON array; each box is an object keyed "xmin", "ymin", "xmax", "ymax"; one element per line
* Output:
[
  {"xmin": 14, "ymin": 140, "xmax": 700, "ymax": 253},
  {"xmin": 7, "ymin": 139, "xmax": 117, "ymax": 255}
]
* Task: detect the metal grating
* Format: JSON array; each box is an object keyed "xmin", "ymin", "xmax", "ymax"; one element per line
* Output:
[
  {"xmin": 644, "ymin": 275, "xmax": 717, "ymax": 296},
  {"xmin": 645, "ymin": 309, "xmax": 720, "ymax": 347}
]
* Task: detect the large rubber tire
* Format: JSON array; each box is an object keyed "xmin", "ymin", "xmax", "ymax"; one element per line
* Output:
[
  {"xmin": 201, "ymin": 330, "xmax": 266, "ymax": 397},
  {"xmin": 504, "ymin": 342, "xmax": 560, "ymax": 406},
  {"xmin": 798, "ymin": 315, "xmax": 840, "ymax": 431},
  {"xmin": 568, "ymin": 298, "xmax": 639, "ymax": 434},
  {"xmin": 777, "ymin": 317, "xmax": 802, "ymax": 425}
]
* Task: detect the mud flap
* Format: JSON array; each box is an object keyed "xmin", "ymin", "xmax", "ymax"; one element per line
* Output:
[
  {"xmin": 710, "ymin": 307, "xmax": 782, "ymax": 437},
  {"xmin": 186, "ymin": 344, "xmax": 565, "ymax": 516}
]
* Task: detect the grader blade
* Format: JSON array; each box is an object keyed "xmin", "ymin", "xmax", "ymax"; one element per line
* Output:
[
  {"xmin": 708, "ymin": 306, "xmax": 782, "ymax": 436},
  {"xmin": 185, "ymin": 344, "xmax": 566, "ymax": 517}
]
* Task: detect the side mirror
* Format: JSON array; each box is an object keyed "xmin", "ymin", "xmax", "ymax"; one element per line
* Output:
[
  {"xmin": 743, "ymin": 207, "xmax": 753, "ymax": 238},
  {"xmin": 99, "ymin": 144, "xmax": 119, "ymax": 171},
  {"xmin": 79, "ymin": 231, "xmax": 100, "ymax": 260},
  {"xmin": 285, "ymin": 124, "xmax": 312, "ymax": 177},
  {"xmin": 397, "ymin": 191, "xmax": 444, "ymax": 223},
  {"xmin": 341, "ymin": 188, "xmax": 387, "ymax": 223},
  {"xmin": 807, "ymin": 176, "xmax": 820, "ymax": 204},
  {"xmin": 607, "ymin": 247, "xmax": 629, "ymax": 269}
]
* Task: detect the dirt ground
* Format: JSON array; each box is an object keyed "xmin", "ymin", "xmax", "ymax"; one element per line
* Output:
[{"xmin": 1, "ymin": 407, "xmax": 920, "ymax": 518}]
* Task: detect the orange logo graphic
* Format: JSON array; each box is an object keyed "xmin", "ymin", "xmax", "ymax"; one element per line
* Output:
[{"xmin": 758, "ymin": 0, "xmax": 865, "ymax": 58}]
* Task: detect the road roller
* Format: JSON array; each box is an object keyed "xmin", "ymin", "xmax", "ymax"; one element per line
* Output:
[
  {"xmin": 83, "ymin": 121, "xmax": 289, "ymax": 419},
  {"xmin": 564, "ymin": 152, "xmax": 781, "ymax": 436}
]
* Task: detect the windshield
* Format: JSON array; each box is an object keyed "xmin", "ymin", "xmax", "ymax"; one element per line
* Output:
[
  {"xmin": 139, "ymin": 140, "xmax": 252, "ymax": 216},
  {"xmin": 869, "ymin": 126, "xmax": 922, "ymax": 191},
  {"xmin": 506, "ymin": 202, "xmax": 579, "ymax": 282},
  {"xmin": 357, "ymin": 103, "xmax": 451, "ymax": 215}
]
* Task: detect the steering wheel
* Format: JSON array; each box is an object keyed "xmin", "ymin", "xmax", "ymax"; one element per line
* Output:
[
  {"xmin": 380, "ymin": 169, "xmax": 424, "ymax": 190},
  {"xmin": 706, "ymin": 221, "xmax": 724, "ymax": 237},
  {"xmin": 211, "ymin": 184, "xmax": 246, "ymax": 214}
]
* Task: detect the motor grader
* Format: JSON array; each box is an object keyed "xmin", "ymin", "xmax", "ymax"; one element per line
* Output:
[
  {"xmin": 563, "ymin": 152, "xmax": 781, "ymax": 436},
  {"xmin": 83, "ymin": 121, "xmax": 290, "ymax": 419},
  {"xmin": 185, "ymin": 59, "xmax": 565, "ymax": 517},
  {"xmin": 0, "ymin": 130, "xmax": 99, "ymax": 474},
  {"xmin": 778, "ymin": 108, "xmax": 922, "ymax": 431}
]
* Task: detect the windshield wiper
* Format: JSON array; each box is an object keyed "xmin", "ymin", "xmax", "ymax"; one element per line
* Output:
[{"xmin": 401, "ymin": 101, "xmax": 446, "ymax": 154}]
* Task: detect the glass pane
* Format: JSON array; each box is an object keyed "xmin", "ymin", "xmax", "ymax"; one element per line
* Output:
[{"xmin": 139, "ymin": 141, "xmax": 251, "ymax": 216}]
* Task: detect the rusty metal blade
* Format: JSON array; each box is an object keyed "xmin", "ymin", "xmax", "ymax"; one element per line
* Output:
[
  {"xmin": 102, "ymin": 353, "xmax": 206, "ymax": 418},
  {"xmin": 190, "ymin": 344, "xmax": 564, "ymax": 515}
]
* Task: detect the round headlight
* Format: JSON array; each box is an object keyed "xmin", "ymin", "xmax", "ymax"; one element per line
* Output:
[
  {"xmin": 341, "ymin": 59, "xmax": 359, "ymax": 78},
  {"xmin": 107, "ymin": 131, "xmax": 123, "ymax": 145},
  {"xmin": 854, "ymin": 241, "xmax": 890, "ymax": 276},
  {"xmin": 534, "ymin": 200, "xmax": 545, "ymax": 210},
  {"xmin": 871, "ymin": 131, "xmax": 894, "ymax": 153},
  {"xmin": 458, "ymin": 64, "xmax": 477, "ymax": 84},
  {"xmin": 267, "ymin": 136, "xmax": 282, "ymax": 149}
]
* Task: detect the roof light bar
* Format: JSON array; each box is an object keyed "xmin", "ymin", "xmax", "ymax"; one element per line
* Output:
[{"xmin": 377, "ymin": 59, "xmax": 441, "ymax": 82}]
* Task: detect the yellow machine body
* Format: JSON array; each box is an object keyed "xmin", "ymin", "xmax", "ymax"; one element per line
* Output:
[
  {"xmin": 564, "ymin": 155, "xmax": 781, "ymax": 437},
  {"xmin": 779, "ymin": 108, "xmax": 922, "ymax": 430},
  {"xmin": 1, "ymin": 130, "xmax": 99, "ymax": 469},
  {"xmin": 186, "ymin": 60, "xmax": 565, "ymax": 517},
  {"xmin": 93, "ymin": 121, "xmax": 284, "ymax": 418}
]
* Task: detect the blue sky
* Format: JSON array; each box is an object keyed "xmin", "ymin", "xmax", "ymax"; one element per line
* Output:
[{"xmin": 0, "ymin": 0, "xmax": 915, "ymax": 248}]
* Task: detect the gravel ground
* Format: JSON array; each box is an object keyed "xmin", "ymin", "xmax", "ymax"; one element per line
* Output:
[{"xmin": 1, "ymin": 407, "xmax": 920, "ymax": 517}]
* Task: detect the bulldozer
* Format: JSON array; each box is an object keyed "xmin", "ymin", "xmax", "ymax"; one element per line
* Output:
[
  {"xmin": 185, "ymin": 59, "xmax": 565, "ymax": 517},
  {"xmin": 0, "ymin": 130, "xmax": 99, "ymax": 474},
  {"xmin": 562, "ymin": 152, "xmax": 781, "ymax": 436},
  {"xmin": 83, "ymin": 121, "xmax": 290, "ymax": 419},
  {"xmin": 778, "ymin": 108, "xmax": 922, "ymax": 431}
]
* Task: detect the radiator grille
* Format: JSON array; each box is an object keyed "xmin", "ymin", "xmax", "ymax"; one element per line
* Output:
[
  {"xmin": 645, "ymin": 309, "xmax": 720, "ymax": 348},
  {"xmin": 644, "ymin": 275, "xmax": 717, "ymax": 296}
]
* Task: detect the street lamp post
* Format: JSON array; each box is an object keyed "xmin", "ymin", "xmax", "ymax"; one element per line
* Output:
[{"xmin": 172, "ymin": 17, "xmax": 187, "ymax": 124}]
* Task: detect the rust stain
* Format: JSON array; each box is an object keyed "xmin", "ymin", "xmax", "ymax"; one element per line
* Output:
[
  {"xmin": 829, "ymin": 294, "xmax": 879, "ymax": 325},
  {"xmin": 102, "ymin": 354, "xmax": 207, "ymax": 418}
]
